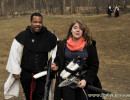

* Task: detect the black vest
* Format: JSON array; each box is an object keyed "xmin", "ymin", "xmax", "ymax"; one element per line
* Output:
[{"xmin": 15, "ymin": 26, "xmax": 57, "ymax": 73}]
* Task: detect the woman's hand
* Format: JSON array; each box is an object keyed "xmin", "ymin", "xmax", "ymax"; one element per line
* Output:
[
  {"xmin": 51, "ymin": 63, "xmax": 58, "ymax": 71},
  {"xmin": 78, "ymin": 79, "xmax": 86, "ymax": 88}
]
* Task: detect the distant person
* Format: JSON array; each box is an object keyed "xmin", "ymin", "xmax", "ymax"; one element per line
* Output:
[
  {"xmin": 4, "ymin": 12, "xmax": 57, "ymax": 100},
  {"xmin": 114, "ymin": 5, "xmax": 119, "ymax": 17},
  {"xmin": 107, "ymin": 5, "xmax": 112, "ymax": 17},
  {"xmin": 51, "ymin": 20, "xmax": 104, "ymax": 100}
]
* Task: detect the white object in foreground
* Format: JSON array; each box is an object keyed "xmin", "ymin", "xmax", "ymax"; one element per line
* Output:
[
  {"xmin": 61, "ymin": 63, "xmax": 80, "ymax": 78},
  {"xmin": 33, "ymin": 71, "xmax": 47, "ymax": 79}
]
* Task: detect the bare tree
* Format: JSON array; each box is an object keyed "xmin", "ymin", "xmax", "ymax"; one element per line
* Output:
[
  {"xmin": 39, "ymin": 0, "xmax": 42, "ymax": 12},
  {"xmin": 1, "ymin": 0, "xmax": 5, "ymax": 15},
  {"xmin": 122, "ymin": 0, "xmax": 127, "ymax": 9},
  {"xmin": 0, "ymin": 0, "xmax": 130, "ymax": 16},
  {"xmin": 26, "ymin": 0, "xmax": 29, "ymax": 11},
  {"xmin": 63, "ymin": 0, "xmax": 66, "ymax": 14},
  {"xmin": 49, "ymin": 0, "xmax": 55, "ymax": 14},
  {"xmin": 95, "ymin": 0, "xmax": 100, "ymax": 14},
  {"xmin": 57, "ymin": 0, "xmax": 66, "ymax": 14},
  {"xmin": 88, "ymin": 0, "xmax": 90, "ymax": 9},
  {"xmin": 33, "ymin": 0, "xmax": 36, "ymax": 11},
  {"xmin": 75, "ymin": 0, "xmax": 80, "ymax": 11},
  {"xmin": 13, "ymin": 0, "xmax": 16, "ymax": 13},
  {"xmin": 70, "ymin": 0, "xmax": 75, "ymax": 13},
  {"xmin": 109, "ymin": 0, "xmax": 114, "ymax": 7},
  {"xmin": 44, "ymin": 0, "xmax": 49, "ymax": 14}
]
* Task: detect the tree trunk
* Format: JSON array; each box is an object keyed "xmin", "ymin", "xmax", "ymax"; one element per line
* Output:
[
  {"xmin": 63, "ymin": 0, "xmax": 66, "ymax": 14},
  {"xmin": 45, "ymin": 0, "xmax": 49, "ymax": 14},
  {"xmin": 33, "ymin": 0, "xmax": 36, "ymax": 11},
  {"xmin": 49, "ymin": 0, "xmax": 54, "ymax": 14},
  {"xmin": 88, "ymin": 0, "xmax": 90, "ymax": 9},
  {"xmin": 25, "ymin": 0, "xmax": 29, "ymax": 13},
  {"xmin": 27, "ymin": 0, "xmax": 29, "ymax": 11},
  {"xmin": 39, "ymin": 0, "xmax": 42, "ymax": 12},
  {"xmin": 1, "ymin": 0, "xmax": 5, "ymax": 16},
  {"xmin": 123, "ymin": 0, "xmax": 127, "ymax": 9},
  {"xmin": 95, "ymin": 0, "xmax": 100, "ymax": 14},
  {"xmin": 70, "ymin": 0, "xmax": 75, "ymax": 13},
  {"xmin": 13, "ymin": 0, "xmax": 16, "ymax": 13},
  {"xmin": 109, "ymin": 0, "xmax": 114, "ymax": 7},
  {"xmin": 51, "ymin": 0, "xmax": 55, "ymax": 14}
]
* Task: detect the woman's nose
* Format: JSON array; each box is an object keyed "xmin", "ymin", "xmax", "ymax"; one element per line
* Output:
[{"xmin": 76, "ymin": 28, "xmax": 80, "ymax": 31}]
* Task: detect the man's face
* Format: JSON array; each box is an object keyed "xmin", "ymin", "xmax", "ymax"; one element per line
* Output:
[{"xmin": 30, "ymin": 16, "xmax": 43, "ymax": 33}]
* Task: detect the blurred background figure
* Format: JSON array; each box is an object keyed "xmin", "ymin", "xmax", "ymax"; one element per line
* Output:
[
  {"xmin": 114, "ymin": 5, "xmax": 120, "ymax": 17},
  {"xmin": 107, "ymin": 5, "xmax": 113, "ymax": 17}
]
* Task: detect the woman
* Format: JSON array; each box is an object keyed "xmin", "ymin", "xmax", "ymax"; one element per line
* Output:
[
  {"xmin": 51, "ymin": 20, "xmax": 103, "ymax": 100},
  {"xmin": 114, "ymin": 5, "xmax": 119, "ymax": 17}
]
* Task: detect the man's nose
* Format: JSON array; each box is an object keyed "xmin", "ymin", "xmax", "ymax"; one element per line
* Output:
[{"xmin": 36, "ymin": 22, "xmax": 40, "ymax": 25}]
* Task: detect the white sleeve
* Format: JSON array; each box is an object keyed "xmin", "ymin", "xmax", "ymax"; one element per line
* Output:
[
  {"xmin": 6, "ymin": 39, "xmax": 23, "ymax": 74},
  {"xmin": 50, "ymin": 45, "xmax": 57, "ymax": 63},
  {"xmin": 4, "ymin": 73, "xmax": 20, "ymax": 99},
  {"xmin": 50, "ymin": 38, "xmax": 59, "ymax": 63}
]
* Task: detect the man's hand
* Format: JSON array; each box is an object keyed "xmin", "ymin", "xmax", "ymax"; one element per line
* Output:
[
  {"xmin": 51, "ymin": 63, "xmax": 58, "ymax": 71},
  {"xmin": 13, "ymin": 74, "xmax": 21, "ymax": 80}
]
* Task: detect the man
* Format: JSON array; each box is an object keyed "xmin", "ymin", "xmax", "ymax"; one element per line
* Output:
[
  {"xmin": 5, "ymin": 12, "xmax": 57, "ymax": 100},
  {"xmin": 107, "ymin": 5, "xmax": 112, "ymax": 17}
]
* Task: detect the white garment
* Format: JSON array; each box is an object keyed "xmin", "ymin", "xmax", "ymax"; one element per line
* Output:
[
  {"xmin": 4, "ymin": 39, "xmax": 23, "ymax": 99},
  {"xmin": 4, "ymin": 74, "xmax": 20, "ymax": 99},
  {"xmin": 114, "ymin": 7, "xmax": 119, "ymax": 12},
  {"xmin": 48, "ymin": 38, "xmax": 58, "ymax": 100},
  {"xmin": 109, "ymin": 6, "xmax": 111, "ymax": 9}
]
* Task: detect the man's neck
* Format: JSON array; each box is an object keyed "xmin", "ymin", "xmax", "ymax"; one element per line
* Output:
[{"xmin": 30, "ymin": 27, "xmax": 36, "ymax": 34}]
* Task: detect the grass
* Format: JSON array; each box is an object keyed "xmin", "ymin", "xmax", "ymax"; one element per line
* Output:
[{"xmin": 0, "ymin": 12, "xmax": 130, "ymax": 100}]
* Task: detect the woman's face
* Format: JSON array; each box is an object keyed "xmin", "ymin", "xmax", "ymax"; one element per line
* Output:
[{"xmin": 71, "ymin": 23, "xmax": 83, "ymax": 40}]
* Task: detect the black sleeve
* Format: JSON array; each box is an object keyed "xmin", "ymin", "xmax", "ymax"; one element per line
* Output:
[
  {"xmin": 84, "ymin": 40, "xmax": 99, "ymax": 85},
  {"xmin": 15, "ymin": 31, "xmax": 26, "ymax": 45},
  {"xmin": 47, "ymin": 31, "xmax": 57, "ymax": 51}
]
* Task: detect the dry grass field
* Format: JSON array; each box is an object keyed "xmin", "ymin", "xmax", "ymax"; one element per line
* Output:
[{"xmin": 0, "ymin": 11, "xmax": 130, "ymax": 100}]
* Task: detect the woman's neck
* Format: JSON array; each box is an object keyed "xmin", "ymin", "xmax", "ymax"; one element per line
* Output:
[{"xmin": 72, "ymin": 37, "xmax": 81, "ymax": 43}]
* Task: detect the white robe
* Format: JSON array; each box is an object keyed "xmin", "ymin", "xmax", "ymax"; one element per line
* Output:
[
  {"xmin": 4, "ymin": 39, "xmax": 23, "ymax": 99},
  {"xmin": 4, "ymin": 38, "xmax": 58, "ymax": 100}
]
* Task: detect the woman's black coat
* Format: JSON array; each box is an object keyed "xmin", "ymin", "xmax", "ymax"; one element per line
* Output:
[{"xmin": 53, "ymin": 39, "xmax": 103, "ymax": 100}]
